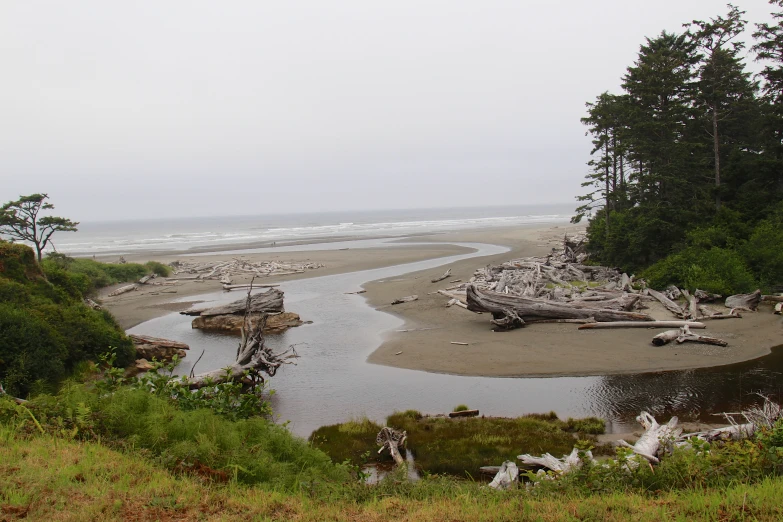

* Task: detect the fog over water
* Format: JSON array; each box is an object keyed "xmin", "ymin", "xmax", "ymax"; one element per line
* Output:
[{"xmin": 1, "ymin": 1, "xmax": 775, "ymax": 221}]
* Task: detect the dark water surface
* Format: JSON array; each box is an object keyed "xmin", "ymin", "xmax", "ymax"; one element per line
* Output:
[{"xmin": 129, "ymin": 241, "xmax": 783, "ymax": 437}]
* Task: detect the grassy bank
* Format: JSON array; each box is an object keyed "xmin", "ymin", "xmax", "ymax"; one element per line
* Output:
[
  {"xmin": 311, "ymin": 410, "xmax": 606, "ymax": 477},
  {"xmin": 3, "ymin": 432, "xmax": 783, "ymax": 521}
]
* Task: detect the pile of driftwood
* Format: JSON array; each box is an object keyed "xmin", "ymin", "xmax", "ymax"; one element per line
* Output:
[
  {"xmin": 488, "ymin": 397, "xmax": 782, "ymax": 489},
  {"xmin": 168, "ymin": 259, "xmax": 324, "ymax": 287},
  {"xmin": 429, "ymin": 234, "xmax": 779, "ymax": 348}
]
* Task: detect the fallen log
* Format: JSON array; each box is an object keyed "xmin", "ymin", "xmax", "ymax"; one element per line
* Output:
[
  {"xmin": 518, "ymin": 447, "xmax": 593, "ymax": 474},
  {"xmin": 431, "ymin": 269, "xmax": 452, "ymax": 283},
  {"xmin": 487, "ymin": 461, "xmax": 519, "ymax": 490},
  {"xmin": 448, "ymin": 409, "xmax": 479, "ymax": 418},
  {"xmin": 679, "ymin": 397, "xmax": 781, "ymax": 443},
  {"xmin": 763, "ymin": 295, "xmax": 783, "ymax": 303},
  {"xmin": 467, "ymin": 286, "xmax": 653, "ymax": 330},
  {"xmin": 580, "ymin": 321, "xmax": 705, "ymax": 331},
  {"xmin": 376, "ymin": 427, "xmax": 407, "ymax": 466},
  {"xmin": 222, "ymin": 283, "xmax": 280, "ymax": 291},
  {"xmin": 695, "ymin": 289, "xmax": 722, "ymax": 302},
  {"xmin": 108, "ymin": 284, "xmax": 138, "ymax": 297},
  {"xmin": 682, "ymin": 290, "xmax": 699, "ymax": 320},
  {"xmin": 651, "ymin": 325, "xmax": 727, "ymax": 347},
  {"xmin": 725, "ymin": 289, "xmax": 762, "ymax": 311},
  {"xmin": 138, "ymin": 274, "xmax": 157, "ymax": 284},
  {"xmin": 130, "ymin": 334, "xmax": 189, "ymax": 362},
  {"xmin": 184, "ymin": 304, "xmax": 297, "ymax": 390},
  {"xmin": 617, "ymin": 412, "xmax": 681, "ymax": 464},
  {"xmin": 391, "ymin": 295, "xmax": 418, "ymax": 305},
  {"xmin": 775, "ymin": 303, "xmax": 782, "ymax": 315},
  {"xmin": 646, "ymin": 288, "xmax": 686, "ymax": 318},
  {"xmin": 181, "ymin": 288, "xmax": 284, "ymax": 317}
]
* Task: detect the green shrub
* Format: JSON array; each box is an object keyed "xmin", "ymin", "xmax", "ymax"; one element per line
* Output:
[
  {"xmin": 564, "ymin": 417, "xmax": 605, "ymax": 435},
  {"xmin": 642, "ymin": 246, "xmax": 757, "ymax": 295},
  {"xmin": 452, "ymin": 404, "xmax": 470, "ymax": 412},
  {"xmin": 744, "ymin": 219, "xmax": 783, "ymax": 291},
  {"xmin": 144, "ymin": 261, "xmax": 171, "ymax": 277}
]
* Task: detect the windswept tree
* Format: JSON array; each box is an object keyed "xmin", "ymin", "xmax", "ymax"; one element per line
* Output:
[{"xmin": 0, "ymin": 194, "xmax": 79, "ymax": 262}]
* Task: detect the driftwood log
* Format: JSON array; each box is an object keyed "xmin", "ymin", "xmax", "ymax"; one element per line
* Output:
[
  {"xmin": 518, "ymin": 447, "xmax": 594, "ymax": 475},
  {"xmin": 391, "ymin": 295, "xmax": 418, "ymax": 305},
  {"xmin": 646, "ymin": 288, "xmax": 686, "ymax": 318},
  {"xmin": 651, "ymin": 325, "xmax": 728, "ymax": 347},
  {"xmin": 376, "ymin": 427, "xmax": 407, "ymax": 466},
  {"xmin": 130, "ymin": 334, "xmax": 190, "ymax": 362},
  {"xmin": 448, "ymin": 409, "xmax": 479, "ymax": 418},
  {"xmin": 181, "ymin": 289, "xmax": 284, "ymax": 317},
  {"xmin": 579, "ymin": 321, "xmax": 705, "ymax": 330},
  {"xmin": 467, "ymin": 285, "xmax": 653, "ymax": 330},
  {"xmin": 183, "ymin": 287, "xmax": 297, "ymax": 389},
  {"xmin": 108, "ymin": 284, "xmax": 137, "ymax": 297},
  {"xmin": 725, "ymin": 289, "xmax": 762, "ymax": 311},
  {"xmin": 679, "ymin": 397, "xmax": 781, "ymax": 443},
  {"xmin": 617, "ymin": 413, "xmax": 682, "ymax": 464},
  {"xmin": 487, "ymin": 461, "xmax": 519, "ymax": 490},
  {"xmin": 431, "ymin": 269, "xmax": 452, "ymax": 283}
]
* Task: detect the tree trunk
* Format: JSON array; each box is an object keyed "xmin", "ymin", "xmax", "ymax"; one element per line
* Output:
[
  {"xmin": 466, "ymin": 285, "xmax": 653, "ymax": 330},
  {"xmin": 713, "ymin": 104, "xmax": 721, "ymax": 211}
]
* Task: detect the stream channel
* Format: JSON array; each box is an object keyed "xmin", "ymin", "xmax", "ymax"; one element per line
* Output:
[{"xmin": 129, "ymin": 238, "xmax": 783, "ymax": 438}]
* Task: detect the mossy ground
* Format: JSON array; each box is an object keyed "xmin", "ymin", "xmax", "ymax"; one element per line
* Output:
[{"xmin": 311, "ymin": 411, "xmax": 607, "ymax": 477}]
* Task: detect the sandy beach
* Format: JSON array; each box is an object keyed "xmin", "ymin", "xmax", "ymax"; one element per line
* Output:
[{"xmin": 103, "ymin": 223, "xmax": 783, "ymax": 377}]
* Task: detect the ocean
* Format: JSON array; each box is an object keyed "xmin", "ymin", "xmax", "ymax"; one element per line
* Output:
[{"xmin": 55, "ymin": 204, "xmax": 574, "ymax": 256}]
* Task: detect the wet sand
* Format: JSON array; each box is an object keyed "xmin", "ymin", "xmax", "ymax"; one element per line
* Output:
[
  {"xmin": 363, "ymin": 227, "xmax": 783, "ymax": 377},
  {"xmin": 104, "ymin": 224, "xmax": 783, "ymax": 377}
]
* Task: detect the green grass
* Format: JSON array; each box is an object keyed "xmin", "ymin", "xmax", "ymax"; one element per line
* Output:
[
  {"xmin": 312, "ymin": 411, "xmax": 606, "ymax": 477},
  {"xmin": 3, "ymin": 432, "xmax": 783, "ymax": 521}
]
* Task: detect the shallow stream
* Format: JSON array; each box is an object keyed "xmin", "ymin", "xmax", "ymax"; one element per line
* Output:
[{"xmin": 129, "ymin": 240, "xmax": 783, "ymax": 437}]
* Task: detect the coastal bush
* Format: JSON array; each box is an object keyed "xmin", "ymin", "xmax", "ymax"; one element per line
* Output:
[
  {"xmin": 743, "ymin": 216, "xmax": 783, "ymax": 291},
  {"xmin": 0, "ymin": 245, "xmax": 134, "ymax": 396},
  {"xmin": 564, "ymin": 416, "xmax": 605, "ymax": 435},
  {"xmin": 452, "ymin": 404, "xmax": 469, "ymax": 412},
  {"xmin": 311, "ymin": 417, "xmax": 387, "ymax": 467},
  {"xmin": 642, "ymin": 246, "xmax": 757, "ymax": 295}
]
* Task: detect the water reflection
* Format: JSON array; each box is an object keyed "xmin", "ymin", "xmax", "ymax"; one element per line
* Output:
[{"xmin": 129, "ymin": 240, "xmax": 783, "ymax": 437}]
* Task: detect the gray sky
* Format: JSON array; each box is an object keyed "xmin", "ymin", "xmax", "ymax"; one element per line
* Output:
[{"xmin": 1, "ymin": 1, "xmax": 776, "ymax": 221}]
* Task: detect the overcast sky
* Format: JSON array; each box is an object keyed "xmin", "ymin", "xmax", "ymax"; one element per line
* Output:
[{"xmin": 0, "ymin": 1, "xmax": 776, "ymax": 221}]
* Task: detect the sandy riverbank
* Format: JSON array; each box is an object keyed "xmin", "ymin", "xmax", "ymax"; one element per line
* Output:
[
  {"xmin": 102, "ymin": 242, "xmax": 473, "ymax": 329},
  {"xmin": 364, "ymin": 226, "xmax": 783, "ymax": 377},
  {"xmin": 103, "ymin": 223, "xmax": 782, "ymax": 377}
]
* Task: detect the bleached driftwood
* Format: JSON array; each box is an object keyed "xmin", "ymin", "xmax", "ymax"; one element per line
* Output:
[
  {"xmin": 725, "ymin": 290, "xmax": 762, "ymax": 311},
  {"xmin": 679, "ymin": 397, "xmax": 781, "ymax": 444},
  {"xmin": 138, "ymin": 274, "xmax": 157, "ymax": 284},
  {"xmin": 108, "ymin": 284, "xmax": 138, "ymax": 297},
  {"xmin": 664, "ymin": 285, "xmax": 682, "ymax": 301},
  {"xmin": 579, "ymin": 321, "xmax": 705, "ymax": 330},
  {"xmin": 695, "ymin": 289, "xmax": 722, "ymax": 302},
  {"xmin": 487, "ymin": 461, "xmax": 519, "ymax": 490},
  {"xmin": 431, "ymin": 269, "xmax": 452, "ymax": 283},
  {"xmin": 182, "ymin": 288, "xmax": 284, "ymax": 317},
  {"xmin": 222, "ymin": 283, "xmax": 280, "ymax": 291},
  {"xmin": 775, "ymin": 303, "xmax": 782, "ymax": 315},
  {"xmin": 617, "ymin": 412, "xmax": 682, "ymax": 464},
  {"xmin": 391, "ymin": 295, "xmax": 418, "ymax": 305},
  {"xmin": 467, "ymin": 285, "xmax": 653, "ymax": 331},
  {"xmin": 376, "ymin": 427, "xmax": 407, "ymax": 466},
  {"xmin": 518, "ymin": 447, "xmax": 594, "ymax": 474},
  {"xmin": 762, "ymin": 295, "xmax": 783, "ymax": 303},
  {"xmin": 184, "ymin": 289, "xmax": 297, "ymax": 389},
  {"xmin": 651, "ymin": 325, "xmax": 727, "ymax": 347},
  {"xmin": 646, "ymin": 288, "xmax": 686, "ymax": 318}
]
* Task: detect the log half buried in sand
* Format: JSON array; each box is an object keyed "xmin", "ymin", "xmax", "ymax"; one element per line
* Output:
[
  {"xmin": 646, "ymin": 288, "xmax": 686, "ymax": 319},
  {"xmin": 181, "ymin": 288, "xmax": 284, "ymax": 316},
  {"xmin": 725, "ymin": 289, "xmax": 762, "ymax": 311},
  {"xmin": 579, "ymin": 321, "xmax": 706, "ymax": 330},
  {"xmin": 391, "ymin": 295, "xmax": 418, "ymax": 305},
  {"xmin": 431, "ymin": 269, "xmax": 452, "ymax": 283},
  {"xmin": 108, "ymin": 284, "xmax": 138, "ymax": 297},
  {"xmin": 466, "ymin": 285, "xmax": 653, "ymax": 331},
  {"xmin": 651, "ymin": 325, "xmax": 728, "ymax": 347}
]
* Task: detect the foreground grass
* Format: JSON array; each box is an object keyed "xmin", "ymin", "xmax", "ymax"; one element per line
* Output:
[
  {"xmin": 2, "ymin": 433, "xmax": 783, "ymax": 521},
  {"xmin": 311, "ymin": 411, "xmax": 605, "ymax": 477}
]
